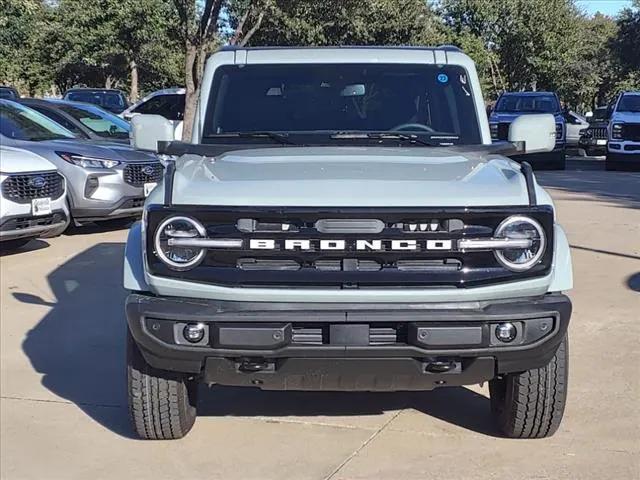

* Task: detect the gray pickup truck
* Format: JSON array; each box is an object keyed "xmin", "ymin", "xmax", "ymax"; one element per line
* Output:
[{"xmin": 124, "ymin": 46, "xmax": 573, "ymax": 440}]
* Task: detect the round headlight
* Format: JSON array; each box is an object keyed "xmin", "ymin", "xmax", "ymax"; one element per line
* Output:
[
  {"xmin": 494, "ymin": 216, "xmax": 546, "ymax": 272},
  {"xmin": 154, "ymin": 216, "xmax": 206, "ymax": 270}
]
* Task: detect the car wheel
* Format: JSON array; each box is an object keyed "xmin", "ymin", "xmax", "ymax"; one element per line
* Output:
[
  {"xmin": 489, "ymin": 334, "xmax": 568, "ymax": 439},
  {"xmin": 127, "ymin": 330, "xmax": 198, "ymax": 440}
]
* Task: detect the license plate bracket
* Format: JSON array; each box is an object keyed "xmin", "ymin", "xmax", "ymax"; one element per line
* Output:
[{"xmin": 31, "ymin": 197, "xmax": 52, "ymax": 216}]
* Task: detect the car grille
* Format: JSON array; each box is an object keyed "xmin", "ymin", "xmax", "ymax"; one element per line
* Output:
[
  {"xmin": 589, "ymin": 127, "xmax": 608, "ymax": 139},
  {"xmin": 0, "ymin": 212, "xmax": 67, "ymax": 232},
  {"xmin": 146, "ymin": 206, "xmax": 555, "ymax": 289},
  {"xmin": 497, "ymin": 122, "xmax": 510, "ymax": 141},
  {"xmin": 291, "ymin": 324, "xmax": 404, "ymax": 345},
  {"xmin": 1, "ymin": 171, "xmax": 65, "ymax": 204},
  {"xmin": 123, "ymin": 162, "xmax": 163, "ymax": 187},
  {"xmin": 622, "ymin": 123, "xmax": 640, "ymax": 142}
]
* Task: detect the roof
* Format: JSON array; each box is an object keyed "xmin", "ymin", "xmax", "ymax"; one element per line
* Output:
[
  {"xmin": 218, "ymin": 44, "xmax": 462, "ymax": 53},
  {"xmin": 499, "ymin": 91, "xmax": 558, "ymax": 96},
  {"xmin": 63, "ymin": 88, "xmax": 126, "ymax": 93}
]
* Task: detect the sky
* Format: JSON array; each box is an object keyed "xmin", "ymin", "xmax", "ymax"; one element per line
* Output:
[{"xmin": 576, "ymin": 0, "xmax": 634, "ymax": 16}]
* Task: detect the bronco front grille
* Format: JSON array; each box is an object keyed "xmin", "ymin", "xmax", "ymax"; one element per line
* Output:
[
  {"xmin": 123, "ymin": 162, "xmax": 163, "ymax": 187},
  {"xmin": 146, "ymin": 206, "xmax": 555, "ymax": 289},
  {"xmin": 1, "ymin": 171, "xmax": 64, "ymax": 203}
]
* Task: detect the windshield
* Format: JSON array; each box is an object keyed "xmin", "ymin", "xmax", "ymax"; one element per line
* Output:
[
  {"xmin": 57, "ymin": 103, "xmax": 130, "ymax": 139},
  {"xmin": 0, "ymin": 101, "xmax": 76, "ymax": 141},
  {"xmin": 203, "ymin": 63, "xmax": 481, "ymax": 145},
  {"xmin": 617, "ymin": 94, "xmax": 640, "ymax": 113},
  {"xmin": 494, "ymin": 94, "xmax": 560, "ymax": 113},
  {"xmin": 592, "ymin": 107, "xmax": 609, "ymax": 121},
  {"xmin": 65, "ymin": 91, "xmax": 127, "ymax": 110},
  {"xmin": 0, "ymin": 88, "xmax": 18, "ymax": 100}
]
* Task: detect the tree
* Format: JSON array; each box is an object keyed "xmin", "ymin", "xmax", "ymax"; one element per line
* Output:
[
  {"xmin": 0, "ymin": 0, "xmax": 52, "ymax": 95},
  {"xmin": 232, "ymin": 0, "xmax": 444, "ymax": 47}
]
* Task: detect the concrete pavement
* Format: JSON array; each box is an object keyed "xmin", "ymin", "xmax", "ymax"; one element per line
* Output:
[{"xmin": 1, "ymin": 166, "xmax": 639, "ymax": 480}]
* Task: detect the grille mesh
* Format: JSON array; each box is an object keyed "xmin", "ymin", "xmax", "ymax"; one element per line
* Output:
[
  {"xmin": 1, "ymin": 171, "xmax": 64, "ymax": 203},
  {"xmin": 123, "ymin": 162, "xmax": 163, "ymax": 187}
]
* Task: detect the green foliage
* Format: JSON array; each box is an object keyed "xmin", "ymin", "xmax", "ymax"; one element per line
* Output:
[
  {"xmin": 230, "ymin": 0, "xmax": 445, "ymax": 47},
  {"xmin": 439, "ymin": 0, "xmax": 639, "ymax": 108}
]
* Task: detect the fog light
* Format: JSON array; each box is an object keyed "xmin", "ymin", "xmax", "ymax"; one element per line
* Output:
[
  {"xmin": 183, "ymin": 323, "xmax": 205, "ymax": 343},
  {"xmin": 495, "ymin": 323, "xmax": 517, "ymax": 343}
]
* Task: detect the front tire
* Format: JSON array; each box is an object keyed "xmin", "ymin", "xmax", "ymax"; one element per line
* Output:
[
  {"xmin": 127, "ymin": 330, "xmax": 198, "ymax": 440},
  {"xmin": 489, "ymin": 335, "xmax": 568, "ymax": 438}
]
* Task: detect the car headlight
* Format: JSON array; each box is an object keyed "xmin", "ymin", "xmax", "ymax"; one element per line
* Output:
[
  {"xmin": 56, "ymin": 151, "xmax": 120, "ymax": 169},
  {"xmin": 611, "ymin": 123, "xmax": 623, "ymax": 140},
  {"xmin": 154, "ymin": 216, "xmax": 207, "ymax": 270},
  {"xmin": 494, "ymin": 216, "xmax": 546, "ymax": 272},
  {"xmin": 489, "ymin": 122, "xmax": 498, "ymax": 139},
  {"xmin": 555, "ymin": 123, "xmax": 564, "ymax": 140}
]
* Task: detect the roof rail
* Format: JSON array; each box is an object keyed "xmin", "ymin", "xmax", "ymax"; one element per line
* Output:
[{"xmin": 436, "ymin": 44, "xmax": 462, "ymax": 52}]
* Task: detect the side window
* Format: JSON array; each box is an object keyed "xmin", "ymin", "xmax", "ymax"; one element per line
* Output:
[
  {"xmin": 30, "ymin": 107, "xmax": 85, "ymax": 137},
  {"xmin": 133, "ymin": 94, "xmax": 184, "ymax": 121}
]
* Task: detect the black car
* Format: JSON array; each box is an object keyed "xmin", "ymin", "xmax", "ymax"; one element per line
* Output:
[
  {"xmin": 579, "ymin": 106, "xmax": 610, "ymax": 156},
  {"xmin": 19, "ymin": 98, "xmax": 131, "ymax": 143},
  {"xmin": 62, "ymin": 88, "xmax": 129, "ymax": 114},
  {"xmin": 0, "ymin": 86, "xmax": 20, "ymax": 100}
]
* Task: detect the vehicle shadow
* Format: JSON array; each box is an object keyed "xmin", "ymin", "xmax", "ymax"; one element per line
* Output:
[
  {"xmin": 19, "ymin": 242, "xmax": 133, "ymax": 437},
  {"xmin": 0, "ymin": 239, "xmax": 49, "ymax": 256},
  {"xmin": 198, "ymin": 385, "xmax": 499, "ymax": 436},
  {"xmin": 19, "ymin": 242, "xmax": 499, "ymax": 439},
  {"xmin": 536, "ymin": 170, "xmax": 640, "ymax": 209}
]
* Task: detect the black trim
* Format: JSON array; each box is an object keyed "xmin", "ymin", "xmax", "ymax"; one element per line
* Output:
[
  {"xmin": 163, "ymin": 159, "xmax": 176, "ymax": 206},
  {"xmin": 156, "ymin": 140, "xmax": 526, "ymax": 158},
  {"xmin": 146, "ymin": 205, "xmax": 554, "ymax": 289},
  {"xmin": 520, "ymin": 161, "xmax": 537, "ymax": 206}
]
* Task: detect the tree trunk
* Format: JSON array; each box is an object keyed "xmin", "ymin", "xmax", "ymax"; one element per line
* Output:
[
  {"xmin": 182, "ymin": 43, "xmax": 198, "ymax": 142},
  {"xmin": 129, "ymin": 60, "xmax": 139, "ymax": 102}
]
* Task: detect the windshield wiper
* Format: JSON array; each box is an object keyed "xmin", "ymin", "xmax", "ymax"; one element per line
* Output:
[
  {"xmin": 330, "ymin": 132, "xmax": 436, "ymax": 146},
  {"xmin": 206, "ymin": 131, "xmax": 297, "ymax": 145}
]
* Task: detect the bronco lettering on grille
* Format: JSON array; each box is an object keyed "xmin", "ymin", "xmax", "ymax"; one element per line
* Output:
[{"xmin": 249, "ymin": 239, "xmax": 454, "ymax": 251}]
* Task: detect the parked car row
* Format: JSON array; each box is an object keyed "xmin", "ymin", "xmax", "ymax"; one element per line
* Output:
[
  {"xmin": 0, "ymin": 97, "xmax": 163, "ymax": 251},
  {"xmin": 487, "ymin": 89, "xmax": 640, "ymax": 170}
]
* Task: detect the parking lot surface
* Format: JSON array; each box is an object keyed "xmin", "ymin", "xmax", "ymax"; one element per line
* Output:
[{"xmin": 1, "ymin": 161, "xmax": 639, "ymax": 480}]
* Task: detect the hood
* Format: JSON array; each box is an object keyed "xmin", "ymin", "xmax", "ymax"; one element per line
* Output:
[
  {"xmin": 490, "ymin": 112, "xmax": 563, "ymax": 123},
  {"xmin": 1, "ymin": 137, "xmax": 156, "ymax": 163},
  {"xmin": 164, "ymin": 146, "xmax": 533, "ymax": 207},
  {"xmin": 610, "ymin": 112, "xmax": 640, "ymax": 123},
  {"xmin": 0, "ymin": 146, "xmax": 57, "ymax": 173}
]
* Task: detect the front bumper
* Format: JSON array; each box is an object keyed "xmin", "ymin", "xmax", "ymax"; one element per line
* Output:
[
  {"xmin": 72, "ymin": 196, "xmax": 146, "ymax": 221},
  {"xmin": 0, "ymin": 210, "xmax": 68, "ymax": 240},
  {"xmin": 126, "ymin": 293, "xmax": 571, "ymax": 391}
]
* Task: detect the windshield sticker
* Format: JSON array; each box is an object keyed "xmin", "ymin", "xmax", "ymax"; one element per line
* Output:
[{"xmin": 437, "ymin": 73, "xmax": 449, "ymax": 84}]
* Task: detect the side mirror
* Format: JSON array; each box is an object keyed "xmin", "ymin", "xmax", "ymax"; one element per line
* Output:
[
  {"xmin": 585, "ymin": 111, "xmax": 593, "ymax": 119},
  {"xmin": 130, "ymin": 114, "xmax": 175, "ymax": 152},
  {"xmin": 508, "ymin": 114, "xmax": 556, "ymax": 154}
]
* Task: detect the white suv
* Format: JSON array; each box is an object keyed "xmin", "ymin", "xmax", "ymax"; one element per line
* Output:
[
  {"xmin": 0, "ymin": 146, "xmax": 69, "ymax": 250},
  {"xmin": 607, "ymin": 91, "xmax": 640, "ymax": 170},
  {"xmin": 121, "ymin": 88, "xmax": 184, "ymax": 140}
]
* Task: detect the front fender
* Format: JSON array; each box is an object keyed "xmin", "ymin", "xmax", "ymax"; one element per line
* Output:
[
  {"xmin": 549, "ymin": 224, "xmax": 573, "ymax": 292},
  {"xmin": 123, "ymin": 221, "xmax": 149, "ymax": 292}
]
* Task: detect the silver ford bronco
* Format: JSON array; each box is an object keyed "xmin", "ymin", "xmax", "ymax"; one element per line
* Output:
[{"xmin": 124, "ymin": 46, "xmax": 573, "ymax": 440}]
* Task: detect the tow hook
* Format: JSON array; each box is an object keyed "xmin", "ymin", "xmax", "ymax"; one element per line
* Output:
[
  {"xmin": 237, "ymin": 358, "xmax": 274, "ymax": 373},
  {"xmin": 425, "ymin": 360, "xmax": 460, "ymax": 373}
]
